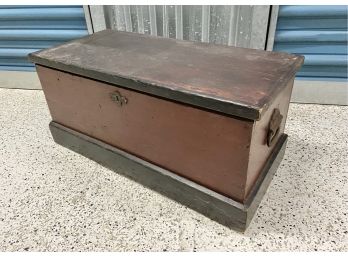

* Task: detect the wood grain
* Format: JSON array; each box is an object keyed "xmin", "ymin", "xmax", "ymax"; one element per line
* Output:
[
  {"xmin": 29, "ymin": 30, "xmax": 304, "ymax": 120},
  {"xmin": 37, "ymin": 65, "xmax": 254, "ymax": 202}
]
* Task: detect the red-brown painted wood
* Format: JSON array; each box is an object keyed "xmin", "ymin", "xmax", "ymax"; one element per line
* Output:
[
  {"xmin": 37, "ymin": 65, "xmax": 255, "ymax": 202},
  {"xmin": 31, "ymin": 30, "xmax": 303, "ymax": 204},
  {"xmin": 245, "ymin": 79, "xmax": 294, "ymax": 199}
]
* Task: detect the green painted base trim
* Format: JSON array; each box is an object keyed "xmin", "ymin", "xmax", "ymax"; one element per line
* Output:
[{"xmin": 49, "ymin": 121, "xmax": 287, "ymax": 232}]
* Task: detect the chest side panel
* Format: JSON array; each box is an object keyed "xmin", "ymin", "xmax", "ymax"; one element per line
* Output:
[
  {"xmin": 245, "ymin": 78, "xmax": 294, "ymax": 199},
  {"xmin": 37, "ymin": 65, "xmax": 254, "ymax": 202}
]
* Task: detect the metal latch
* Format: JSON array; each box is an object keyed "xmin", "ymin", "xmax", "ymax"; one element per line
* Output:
[
  {"xmin": 110, "ymin": 91, "xmax": 128, "ymax": 106},
  {"xmin": 267, "ymin": 108, "xmax": 283, "ymax": 147}
]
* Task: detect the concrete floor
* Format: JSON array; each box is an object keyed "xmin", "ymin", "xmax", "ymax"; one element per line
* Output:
[{"xmin": 0, "ymin": 88, "xmax": 347, "ymax": 251}]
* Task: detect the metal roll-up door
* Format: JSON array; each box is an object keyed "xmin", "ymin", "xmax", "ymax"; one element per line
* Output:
[
  {"xmin": 274, "ymin": 5, "xmax": 347, "ymax": 79},
  {"xmin": 272, "ymin": 5, "xmax": 348, "ymax": 104},
  {"xmin": 0, "ymin": 5, "xmax": 88, "ymax": 72}
]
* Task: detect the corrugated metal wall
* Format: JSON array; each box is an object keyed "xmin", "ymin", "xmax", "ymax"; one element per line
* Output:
[
  {"xmin": 0, "ymin": 5, "xmax": 88, "ymax": 71},
  {"xmin": 100, "ymin": 5, "xmax": 270, "ymax": 49},
  {"xmin": 273, "ymin": 5, "xmax": 348, "ymax": 79}
]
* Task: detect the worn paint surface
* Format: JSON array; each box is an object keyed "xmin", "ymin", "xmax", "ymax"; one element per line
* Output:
[
  {"xmin": 36, "ymin": 65, "xmax": 254, "ymax": 202},
  {"xmin": 29, "ymin": 29, "xmax": 304, "ymax": 120}
]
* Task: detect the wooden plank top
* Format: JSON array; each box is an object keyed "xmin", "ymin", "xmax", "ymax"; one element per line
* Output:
[{"xmin": 29, "ymin": 29, "xmax": 304, "ymax": 120}]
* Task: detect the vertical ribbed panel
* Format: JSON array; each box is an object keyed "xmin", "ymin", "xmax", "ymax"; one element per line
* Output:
[
  {"xmin": 103, "ymin": 5, "xmax": 270, "ymax": 49},
  {"xmin": 273, "ymin": 5, "xmax": 348, "ymax": 79},
  {"xmin": 0, "ymin": 5, "xmax": 88, "ymax": 71}
]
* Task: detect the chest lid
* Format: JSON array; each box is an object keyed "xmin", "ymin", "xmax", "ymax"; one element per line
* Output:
[{"xmin": 29, "ymin": 29, "xmax": 304, "ymax": 120}]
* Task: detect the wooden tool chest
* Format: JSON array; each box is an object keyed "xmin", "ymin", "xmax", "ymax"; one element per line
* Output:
[{"xmin": 29, "ymin": 30, "xmax": 304, "ymax": 231}]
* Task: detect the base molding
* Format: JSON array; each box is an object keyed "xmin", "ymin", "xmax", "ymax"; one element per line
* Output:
[
  {"xmin": 291, "ymin": 79, "xmax": 348, "ymax": 105},
  {"xmin": 49, "ymin": 121, "xmax": 287, "ymax": 232},
  {"xmin": 0, "ymin": 71, "xmax": 41, "ymax": 89}
]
